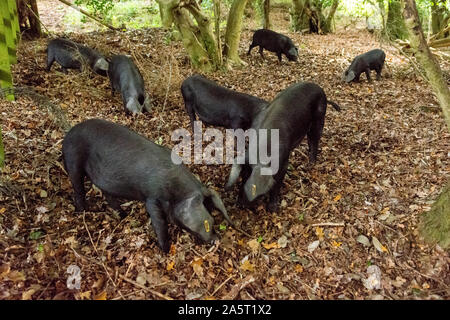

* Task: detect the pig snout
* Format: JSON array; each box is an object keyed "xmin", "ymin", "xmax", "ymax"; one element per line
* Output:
[
  {"xmin": 94, "ymin": 58, "xmax": 109, "ymax": 72},
  {"xmin": 126, "ymin": 97, "xmax": 144, "ymax": 115}
]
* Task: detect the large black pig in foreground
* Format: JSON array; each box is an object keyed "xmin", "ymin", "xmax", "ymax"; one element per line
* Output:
[
  {"xmin": 225, "ymin": 82, "xmax": 340, "ymax": 212},
  {"xmin": 248, "ymin": 29, "xmax": 298, "ymax": 62},
  {"xmin": 62, "ymin": 119, "xmax": 234, "ymax": 253},
  {"xmin": 181, "ymin": 74, "xmax": 269, "ymax": 131},
  {"xmin": 46, "ymin": 38, "xmax": 109, "ymax": 76},
  {"xmin": 343, "ymin": 49, "xmax": 386, "ymax": 83},
  {"xmin": 108, "ymin": 55, "xmax": 151, "ymax": 115}
]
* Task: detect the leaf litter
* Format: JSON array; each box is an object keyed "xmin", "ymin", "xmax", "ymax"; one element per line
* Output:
[{"xmin": 0, "ymin": 22, "xmax": 449, "ymax": 300}]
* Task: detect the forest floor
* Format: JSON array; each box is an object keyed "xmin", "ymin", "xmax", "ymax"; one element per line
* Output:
[{"xmin": 1, "ymin": 5, "xmax": 450, "ymax": 300}]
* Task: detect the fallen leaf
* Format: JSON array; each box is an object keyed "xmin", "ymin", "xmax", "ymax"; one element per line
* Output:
[
  {"xmin": 308, "ymin": 240, "xmax": 320, "ymax": 253},
  {"xmin": 240, "ymin": 259, "xmax": 255, "ymax": 272},
  {"xmin": 166, "ymin": 261, "xmax": 175, "ymax": 271},
  {"xmin": 356, "ymin": 235, "xmax": 371, "ymax": 247},
  {"xmin": 247, "ymin": 239, "xmax": 260, "ymax": 254},
  {"xmin": 372, "ymin": 236, "xmax": 388, "ymax": 253},
  {"xmin": 94, "ymin": 290, "xmax": 107, "ymax": 300},
  {"xmin": 315, "ymin": 227, "xmax": 324, "ymax": 240},
  {"xmin": 277, "ymin": 235, "xmax": 288, "ymax": 248},
  {"xmin": 333, "ymin": 194, "xmax": 342, "ymax": 202},
  {"xmin": 79, "ymin": 291, "xmax": 91, "ymax": 300},
  {"xmin": 263, "ymin": 242, "xmax": 279, "ymax": 250}
]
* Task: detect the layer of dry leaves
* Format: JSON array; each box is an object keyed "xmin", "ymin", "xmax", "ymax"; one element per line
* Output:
[{"xmin": 1, "ymin": 4, "xmax": 449, "ymax": 300}]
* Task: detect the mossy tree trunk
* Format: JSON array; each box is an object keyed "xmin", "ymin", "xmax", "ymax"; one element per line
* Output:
[
  {"xmin": 213, "ymin": 0, "xmax": 222, "ymax": 65},
  {"xmin": 291, "ymin": 0, "xmax": 310, "ymax": 32},
  {"xmin": 402, "ymin": 0, "xmax": 450, "ymax": 249},
  {"xmin": 290, "ymin": 0, "xmax": 339, "ymax": 34},
  {"xmin": 158, "ymin": 0, "xmax": 248, "ymax": 71},
  {"xmin": 263, "ymin": 0, "xmax": 271, "ymax": 29},
  {"xmin": 387, "ymin": 0, "xmax": 408, "ymax": 39},
  {"xmin": 0, "ymin": 127, "xmax": 4, "ymax": 169},
  {"xmin": 224, "ymin": 0, "xmax": 249, "ymax": 67},
  {"xmin": 431, "ymin": 0, "xmax": 449, "ymax": 39},
  {"xmin": 157, "ymin": 0, "xmax": 220, "ymax": 72}
]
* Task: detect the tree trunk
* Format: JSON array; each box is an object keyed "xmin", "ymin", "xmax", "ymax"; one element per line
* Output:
[
  {"xmin": 0, "ymin": 127, "xmax": 4, "ymax": 169},
  {"xmin": 213, "ymin": 0, "xmax": 222, "ymax": 65},
  {"xmin": 157, "ymin": 0, "xmax": 220, "ymax": 72},
  {"xmin": 377, "ymin": 0, "xmax": 386, "ymax": 35},
  {"xmin": 16, "ymin": 0, "xmax": 42, "ymax": 38},
  {"xmin": 387, "ymin": 0, "xmax": 407, "ymax": 39},
  {"xmin": 223, "ymin": 0, "xmax": 249, "ymax": 67},
  {"xmin": 263, "ymin": 0, "xmax": 271, "ymax": 29},
  {"xmin": 290, "ymin": 0, "xmax": 338, "ymax": 34},
  {"xmin": 323, "ymin": 0, "xmax": 339, "ymax": 33},
  {"xmin": 402, "ymin": 0, "xmax": 450, "ymax": 249},
  {"xmin": 431, "ymin": 0, "xmax": 449, "ymax": 39},
  {"xmin": 291, "ymin": 0, "xmax": 310, "ymax": 32}
]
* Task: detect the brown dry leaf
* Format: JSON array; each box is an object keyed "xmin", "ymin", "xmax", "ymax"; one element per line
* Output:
[
  {"xmin": 295, "ymin": 264, "xmax": 304, "ymax": 273},
  {"xmin": 22, "ymin": 285, "xmax": 41, "ymax": 300},
  {"xmin": 166, "ymin": 261, "xmax": 175, "ymax": 271},
  {"xmin": 247, "ymin": 239, "xmax": 260, "ymax": 254},
  {"xmin": 94, "ymin": 290, "xmax": 107, "ymax": 300},
  {"xmin": 315, "ymin": 227, "xmax": 324, "ymax": 241},
  {"xmin": 263, "ymin": 242, "xmax": 279, "ymax": 250},
  {"xmin": 7, "ymin": 270, "xmax": 25, "ymax": 282},
  {"xmin": 191, "ymin": 258, "xmax": 204, "ymax": 277},
  {"xmin": 169, "ymin": 244, "xmax": 176, "ymax": 255},
  {"xmin": 79, "ymin": 291, "xmax": 92, "ymax": 300},
  {"xmin": 333, "ymin": 194, "xmax": 342, "ymax": 202},
  {"xmin": 331, "ymin": 240, "xmax": 342, "ymax": 248},
  {"xmin": 0, "ymin": 264, "xmax": 11, "ymax": 280},
  {"xmin": 0, "ymin": 208, "xmax": 6, "ymax": 214},
  {"xmin": 372, "ymin": 237, "xmax": 388, "ymax": 253},
  {"xmin": 240, "ymin": 259, "xmax": 255, "ymax": 272}
]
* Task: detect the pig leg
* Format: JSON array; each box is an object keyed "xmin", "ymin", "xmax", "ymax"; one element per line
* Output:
[
  {"xmin": 365, "ymin": 68, "xmax": 372, "ymax": 82},
  {"xmin": 277, "ymin": 52, "xmax": 282, "ymax": 63},
  {"xmin": 376, "ymin": 65, "xmax": 383, "ymax": 80},
  {"xmin": 267, "ymin": 162, "xmax": 288, "ymax": 212},
  {"xmin": 46, "ymin": 52, "xmax": 55, "ymax": 71},
  {"xmin": 66, "ymin": 167, "xmax": 87, "ymax": 212},
  {"xmin": 247, "ymin": 43, "xmax": 257, "ymax": 55},
  {"xmin": 184, "ymin": 101, "xmax": 197, "ymax": 132},
  {"xmin": 104, "ymin": 193, "xmax": 127, "ymax": 219},
  {"xmin": 146, "ymin": 199, "xmax": 170, "ymax": 253},
  {"xmin": 258, "ymin": 46, "xmax": 265, "ymax": 59},
  {"xmin": 307, "ymin": 117, "xmax": 324, "ymax": 164}
]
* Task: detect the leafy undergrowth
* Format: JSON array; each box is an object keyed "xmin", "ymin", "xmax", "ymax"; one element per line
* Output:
[{"xmin": 1, "ymin": 28, "xmax": 449, "ymax": 300}]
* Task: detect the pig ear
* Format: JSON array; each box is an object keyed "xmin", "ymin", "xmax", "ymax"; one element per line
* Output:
[
  {"xmin": 203, "ymin": 188, "xmax": 234, "ymax": 226},
  {"xmin": 225, "ymin": 162, "xmax": 242, "ymax": 190},
  {"xmin": 345, "ymin": 70, "xmax": 355, "ymax": 82}
]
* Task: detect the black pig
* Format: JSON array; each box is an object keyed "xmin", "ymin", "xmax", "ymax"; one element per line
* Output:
[
  {"xmin": 181, "ymin": 74, "xmax": 269, "ymax": 131},
  {"xmin": 62, "ymin": 119, "xmax": 234, "ymax": 253},
  {"xmin": 343, "ymin": 49, "xmax": 386, "ymax": 83},
  {"xmin": 108, "ymin": 55, "xmax": 151, "ymax": 115},
  {"xmin": 46, "ymin": 38, "xmax": 109, "ymax": 76},
  {"xmin": 248, "ymin": 29, "xmax": 298, "ymax": 62},
  {"xmin": 225, "ymin": 82, "xmax": 340, "ymax": 212}
]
